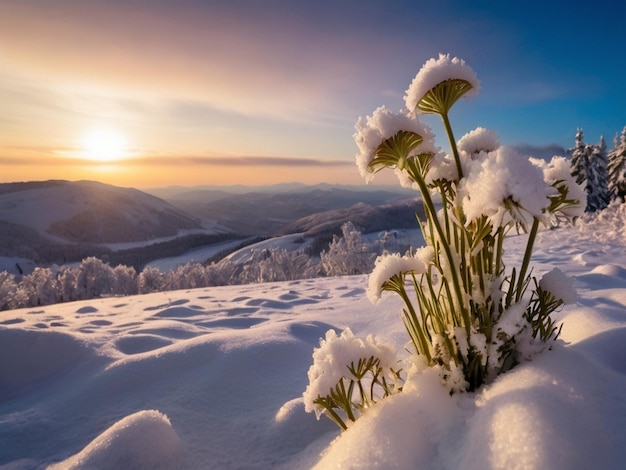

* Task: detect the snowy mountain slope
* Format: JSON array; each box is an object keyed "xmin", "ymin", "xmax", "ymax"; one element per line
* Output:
[
  {"xmin": 161, "ymin": 186, "xmax": 414, "ymax": 235},
  {"xmin": 277, "ymin": 198, "xmax": 423, "ymax": 237},
  {"xmin": 0, "ymin": 180, "xmax": 211, "ymax": 243},
  {"xmin": 0, "ymin": 180, "xmax": 237, "ymax": 268}
]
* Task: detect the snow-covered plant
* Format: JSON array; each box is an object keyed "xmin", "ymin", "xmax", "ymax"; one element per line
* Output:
[
  {"xmin": 320, "ymin": 221, "xmax": 375, "ymax": 276},
  {"xmin": 303, "ymin": 328, "xmax": 403, "ymax": 430},
  {"xmin": 354, "ymin": 54, "xmax": 583, "ymax": 391}
]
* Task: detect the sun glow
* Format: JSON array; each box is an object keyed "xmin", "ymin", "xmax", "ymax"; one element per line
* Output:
[{"xmin": 81, "ymin": 128, "xmax": 130, "ymax": 162}]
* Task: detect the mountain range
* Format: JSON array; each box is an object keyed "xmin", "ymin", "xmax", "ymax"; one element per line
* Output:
[{"xmin": 0, "ymin": 180, "xmax": 421, "ymax": 270}]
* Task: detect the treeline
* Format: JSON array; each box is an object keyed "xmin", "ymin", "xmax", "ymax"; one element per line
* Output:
[
  {"xmin": 0, "ymin": 226, "xmax": 245, "ymax": 269},
  {"xmin": 570, "ymin": 126, "xmax": 626, "ymax": 212},
  {"xmin": 0, "ymin": 222, "xmax": 405, "ymax": 311}
]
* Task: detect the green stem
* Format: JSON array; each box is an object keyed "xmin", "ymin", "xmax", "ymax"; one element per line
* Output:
[
  {"xmin": 495, "ymin": 226, "xmax": 505, "ymax": 276},
  {"xmin": 441, "ymin": 112, "xmax": 463, "ymax": 180},
  {"xmin": 515, "ymin": 217, "xmax": 539, "ymax": 302},
  {"xmin": 406, "ymin": 160, "xmax": 470, "ymax": 337},
  {"xmin": 398, "ymin": 285, "xmax": 432, "ymax": 362}
]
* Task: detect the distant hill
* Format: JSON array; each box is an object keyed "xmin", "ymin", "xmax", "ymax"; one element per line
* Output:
[
  {"xmin": 0, "ymin": 180, "xmax": 231, "ymax": 266},
  {"xmin": 159, "ymin": 185, "xmax": 415, "ymax": 235},
  {"xmin": 0, "ymin": 180, "xmax": 422, "ymax": 270},
  {"xmin": 277, "ymin": 198, "xmax": 425, "ymax": 239}
]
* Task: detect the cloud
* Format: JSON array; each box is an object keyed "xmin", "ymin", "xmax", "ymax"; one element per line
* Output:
[
  {"xmin": 0, "ymin": 153, "xmax": 353, "ymax": 168},
  {"xmin": 135, "ymin": 155, "xmax": 353, "ymax": 167},
  {"xmin": 0, "ymin": 1, "xmax": 385, "ymax": 124},
  {"xmin": 510, "ymin": 143, "xmax": 567, "ymax": 160}
]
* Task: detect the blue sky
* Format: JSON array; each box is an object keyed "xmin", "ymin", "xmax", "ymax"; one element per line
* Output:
[{"xmin": 0, "ymin": 0, "xmax": 624, "ymax": 187}]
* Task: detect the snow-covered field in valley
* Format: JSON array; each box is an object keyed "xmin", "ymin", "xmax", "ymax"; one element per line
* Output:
[{"xmin": 2, "ymin": 204, "xmax": 626, "ymax": 469}]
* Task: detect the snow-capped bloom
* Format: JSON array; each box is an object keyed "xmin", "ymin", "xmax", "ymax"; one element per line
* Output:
[
  {"xmin": 539, "ymin": 268, "xmax": 577, "ymax": 304},
  {"xmin": 531, "ymin": 155, "xmax": 586, "ymax": 218},
  {"xmin": 354, "ymin": 106, "xmax": 436, "ymax": 182},
  {"xmin": 457, "ymin": 127, "xmax": 500, "ymax": 156},
  {"xmin": 423, "ymin": 152, "xmax": 459, "ymax": 183},
  {"xmin": 460, "ymin": 146, "xmax": 555, "ymax": 229},
  {"xmin": 404, "ymin": 54, "xmax": 480, "ymax": 114},
  {"xmin": 303, "ymin": 328, "xmax": 398, "ymax": 417},
  {"xmin": 367, "ymin": 247, "xmax": 433, "ymax": 303}
]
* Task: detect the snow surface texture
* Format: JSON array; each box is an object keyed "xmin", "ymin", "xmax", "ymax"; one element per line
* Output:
[{"xmin": 2, "ymin": 207, "xmax": 626, "ymax": 469}]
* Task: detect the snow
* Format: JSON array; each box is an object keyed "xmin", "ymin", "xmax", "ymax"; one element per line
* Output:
[
  {"xmin": 404, "ymin": 53, "xmax": 480, "ymax": 113},
  {"xmin": 366, "ymin": 247, "xmax": 433, "ymax": 303},
  {"xmin": 353, "ymin": 106, "xmax": 436, "ymax": 182},
  {"xmin": 460, "ymin": 146, "xmax": 555, "ymax": 227},
  {"xmin": 2, "ymin": 208, "xmax": 626, "ymax": 469},
  {"xmin": 145, "ymin": 237, "xmax": 253, "ymax": 271},
  {"xmin": 457, "ymin": 127, "xmax": 500, "ymax": 156}
]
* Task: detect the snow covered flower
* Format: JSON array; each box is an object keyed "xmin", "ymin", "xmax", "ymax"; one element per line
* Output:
[
  {"xmin": 303, "ymin": 328, "xmax": 398, "ymax": 417},
  {"xmin": 532, "ymin": 155, "xmax": 586, "ymax": 219},
  {"xmin": 367, "ymin": 247, "xmax": 433, "ymax": 303},
  {"xmin": 539, "ymin": 268, "xmax": 577, "ymax": 304},
  {"xmin": 460, "ymin": 146, "xmax": 555, "ymax": 229},
  {"xmin": 457, "ymin": 127, "xmax": 500, "ymax": 157},
  {"xmin": 404, "ymin": 54, "xmax": 480, "ymax": 115},
  {"xmin": 354, "ymin": 106, "xmax": 436, "ymax": 182}
]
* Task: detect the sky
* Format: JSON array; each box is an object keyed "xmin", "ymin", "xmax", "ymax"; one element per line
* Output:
[{"xmin": 1, "ymin": 0, "xmax": 625, "ymax": 188}]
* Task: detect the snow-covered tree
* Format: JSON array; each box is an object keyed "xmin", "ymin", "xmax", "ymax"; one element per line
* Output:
[
  {"xmin": 320, "ymin": 222, "xmax": 376, "ymax": 276},
  {"xmin": 238, "ymin": 248, "xmax": 314, "ymax": 283},
  {"xmin": 608, "ymin": 126, "xmax": 626, "ymax": 202},
  {"xmin": 75, "ymin": 257, "xmax": 116, "ymax": 299},
  {"xmin": 137, "ymin": 266, "xmax": 166, "ymax": 294},
  {"xmin": 112, "ymin": 264, "xmax": 138, "ymax": 296},
  {"xmin": 57, "ymin": 266, "xmax": 79, "ymax": 302},
  {"xmin": 569, "ymin": 129, "xmax": 610, "ymax": 212},
  {"xmin": 570, "ymin": 128, "xmax": 589, "ymax": 185},
  {"xmin": 206, "ymin": 262, "xmax": 237, "ymax": 286},
  {"xmin": 586, "ymin": 135, "xmax": 611, "ymax": 212},
  {"xmin": 15, "ymin": 267, "xmax": 60, "ymax": 306},
  {"xmin": 166, "ymin": 263, "xmax": 208, "ymax": 290},
  {"xmin": 0, "ymin": 272, "xmax": 18, "ymax": 310}
]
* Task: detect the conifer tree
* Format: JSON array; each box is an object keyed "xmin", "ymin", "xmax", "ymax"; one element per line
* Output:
[
  {"xmin": 569, "ymin": 129, "xmax": 610, "ymax": 212},
  {"xmin": 570, "ymin": 128, "xmax": 589, "ymax": 186},
  {"xmin": 608, "ymin": 126, "xmax": 626, "ymax": 202},
  {"xmin": 586, "ymin": 135, "xmax": 611, "ymax": 212}
]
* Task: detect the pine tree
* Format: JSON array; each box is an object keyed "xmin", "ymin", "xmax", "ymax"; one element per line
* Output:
[
  {"xmin": 569, "ymin": 128, "xmax": 610, "ymax": 212},
  {"xmin": 608, "ymin": 126, "xmax": 626, "ymax": 202},
  {"xmin": 570, "ymin": 128, "xmax": 589, "ymax": 185},
  {"xmin": 586, "ymin": 135, "xmax": 611, "ymax": 212}
]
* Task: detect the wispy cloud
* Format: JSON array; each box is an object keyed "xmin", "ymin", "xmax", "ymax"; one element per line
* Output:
[
  {"xmin": 133, "ymin": 155, "xmax": 353, "ymax": 167},
  {"xmin": 0, "ymin": 1, "xmax": 387, "ymax": 124},
  {"xmin": 0, "ymin": 153, "xmax": 352, "ymax": 168}
]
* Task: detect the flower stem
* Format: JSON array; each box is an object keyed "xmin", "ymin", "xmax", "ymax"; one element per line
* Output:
[
  {"xmin": 441, "ymin": 112, "xmax": 463, "ymax": 180},
  {"xmin": 406, "ymin": 159, "xmax": 470, "ymax": 337},
  {"xmin": 516, "ymin": 217, "xmax": 539, "ymax": 302}
]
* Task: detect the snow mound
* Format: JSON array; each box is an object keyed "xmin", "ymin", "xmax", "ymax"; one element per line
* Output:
[
  {"xmin": 48, "ymin": 410, "xmax": 181, "ymax": 470},
  {"xmin": 0, "ymin": 328, "xmax": 97, "ymax": 401}
]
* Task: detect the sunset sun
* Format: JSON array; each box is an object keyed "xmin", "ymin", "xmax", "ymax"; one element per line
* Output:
[{"xmin": 81, "ymin": 128, "xmax": 129, "ymax": 162}]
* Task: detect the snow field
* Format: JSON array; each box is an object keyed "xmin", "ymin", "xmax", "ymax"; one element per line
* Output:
[{"xmin": 1, "ymin": 210, "xmax": 626, "ymax": 468}]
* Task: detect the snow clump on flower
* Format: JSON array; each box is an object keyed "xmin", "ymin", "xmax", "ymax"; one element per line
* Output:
[
  {"xmin": 539, "ymin": 267, "xmax": 577, "ymax": 304},
  {"xmin": 404, "ymin": 53, "xmax": 480, "ymax": 112},
  {"xmin": 302, "ymin": 328, "xmax": 398, "ymax": 418},
  {"xmin": 531, "ymin": 155, "xmax": 586, "ymax": 218},
  {"xmin": 458, "ymin": 127, "xmax": 500, "ymax": 156},
  {"xmin": 460, "ymin": 146, "xmax": 555, "ymax": 229},
  {"xmin": 354, "ymin": 106, "xmax": 436, "ymax": 182},
  {"xmin": 367, "ymin": 247, "xmax": 434, "ymax": 303}
]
